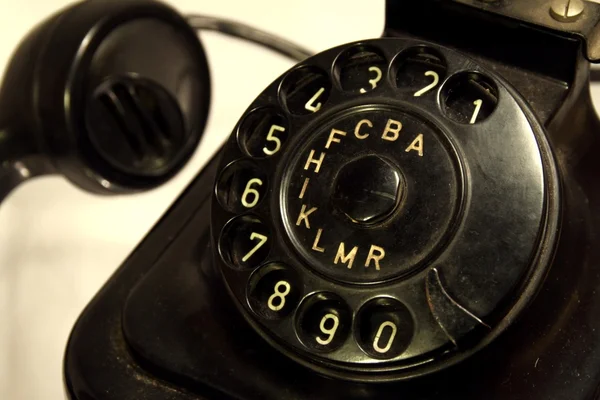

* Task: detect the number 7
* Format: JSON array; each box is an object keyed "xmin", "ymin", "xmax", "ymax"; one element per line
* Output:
[{"xmin": 242, "ymin": 232, "xmax": 268, "ymax": 262}]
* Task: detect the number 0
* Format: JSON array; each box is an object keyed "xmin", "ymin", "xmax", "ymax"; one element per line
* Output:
[{"xmin": 373, "ymin": 321, "xmax": 397, "ymax": 354}]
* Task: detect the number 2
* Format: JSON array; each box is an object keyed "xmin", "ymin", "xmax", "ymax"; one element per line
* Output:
[
  {"xmin": 316, "ymin": 313, "xmax": 339, "ymax": 345},
  {"xmin": 414, "ymin": 71, "xmax": 440, "ymax": 97},
  {"xmin": 242, "ymin": 232, "xmax": 268, "ymax": 262},
  {"xmin": 263, "ymin": 125, "xmax": 285, "ymax": 155}
]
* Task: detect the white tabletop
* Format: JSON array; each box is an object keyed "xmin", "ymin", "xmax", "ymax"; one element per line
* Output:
[{"xmin": 1, "ymin": 1, "xmax": 600, "ymax": 399}]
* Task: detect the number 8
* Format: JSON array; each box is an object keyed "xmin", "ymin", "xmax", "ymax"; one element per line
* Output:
[{"xmin": 268, "ymin": 281, "xmax": 291, "ymax": 311}]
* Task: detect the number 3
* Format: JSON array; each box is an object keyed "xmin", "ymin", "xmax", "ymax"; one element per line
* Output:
[
  {"xmin": 263, "ymin": 125, "xmax": 285, "ymax": 155},
  {"xmin": 360, "ymin": 66, "xmax": 383, "ymax": 93},
  {"xmin": 316, "ymin": 313, "xmax": 339, "ymax": 345}
]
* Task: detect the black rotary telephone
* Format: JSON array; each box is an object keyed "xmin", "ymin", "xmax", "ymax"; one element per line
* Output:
[{"xmin": 2, "ymin": 0, "xmax": 600, "ymax": 399}]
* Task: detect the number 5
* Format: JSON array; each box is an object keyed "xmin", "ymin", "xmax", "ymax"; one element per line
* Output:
[{"xmin": 263, "ymin": 125, "xmax": 285, "ymax": 156}]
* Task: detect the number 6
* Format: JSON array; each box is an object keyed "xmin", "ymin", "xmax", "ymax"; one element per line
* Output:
[{"xmin": 241, "ymin": 178, "xmax": 263, "ymax": 208}]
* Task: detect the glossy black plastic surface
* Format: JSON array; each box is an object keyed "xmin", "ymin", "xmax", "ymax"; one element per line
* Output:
[
  {"xmin": 64, "ymin": 1, "xmax": 600, "ymax": 399},
  {"xmin": 65, "ymin": 75, "xmax": 600, "ymax": 397},
  {"xmin": 0, "ymin": 0, "xmax": 210, "ymax": 198},
  {"xmin": 331, "ymin": 154, "xmax": 402, "ymax": 225},
  {"xmin": 209, "ymin": 38, "xmax": 557, "ymax": 380}
]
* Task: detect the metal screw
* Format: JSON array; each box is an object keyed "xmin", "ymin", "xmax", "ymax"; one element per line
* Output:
[{"xmin": 550, "ymin": 0, "xmax": 585, "ymax": 22}]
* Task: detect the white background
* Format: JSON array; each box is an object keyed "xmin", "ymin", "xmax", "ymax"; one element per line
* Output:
[
  {"xmin": 0, "ymin": 0, "xmax": 384, "ymax": 398},
  {"xmin": 0, "ymin": 1, "xmax": 599, "ymax": 399}
]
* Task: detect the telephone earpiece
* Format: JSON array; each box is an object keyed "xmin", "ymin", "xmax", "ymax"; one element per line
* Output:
[{"xmin": 0, "ymin": 0, "xmax": 210, "ymax": 200}]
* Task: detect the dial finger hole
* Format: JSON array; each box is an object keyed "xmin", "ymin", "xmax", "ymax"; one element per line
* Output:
[
  {"xmin": 238, "ymin": 108, "xmax": 289, "ymax": 158},
  {"xmin": 280, "ymin": 66, "xmax": 331, "ymax": 115},
  {"xmin": 215, "ymin": 159, "xmax": 268, "ymax": 213},
  {"xmin": 248, "ymin": 263, "xmax": 301, "ymax": 320},
  {"xmin": 394, "ymin": 46, "xmax": 447, "ymax": 98},
  {"xmin": 219, "ymin": 215, "xmax": 271, "ymax": 270},
  {"xmin": 441, "ymin": 72, "xmax": 499, "ymax": 124},
  {"xmin": 296, "ymin": 292, "xmax": 352, "ymax": 352},
  {"xmin": 355, "ymin": 297, "xmax": 414, "ymax": 359},
  {"xmin": 334, "ymin": 45, "xmax": 387, "ymax": 94}
]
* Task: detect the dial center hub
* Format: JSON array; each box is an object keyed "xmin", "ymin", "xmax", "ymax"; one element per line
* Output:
[
  {"xmin": 332, "ymin": 154, "xmax": 404, "ymax": 225},
  {"xmin": 281, "ymin": 106, "xmax": 463, "ymax": 284}
]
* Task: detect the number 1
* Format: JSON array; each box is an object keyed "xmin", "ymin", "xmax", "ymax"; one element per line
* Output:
[
  {"xmin": 470, "ymin": 99, "xmax": 483, "ymax": 124},
  {"xmin": 242, "ymin": 232, "xmax": 268, "ymax": 262}
]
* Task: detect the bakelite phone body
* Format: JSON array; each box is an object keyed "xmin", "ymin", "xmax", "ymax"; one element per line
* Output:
[{"xmin": 55, "ymin": 1, "xmax": 600, "ymax": 399}]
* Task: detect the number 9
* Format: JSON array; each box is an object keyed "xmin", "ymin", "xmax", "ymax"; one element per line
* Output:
[{"xmin": 316, "ymin": 313, "xmax": 339, "ymax": 345}]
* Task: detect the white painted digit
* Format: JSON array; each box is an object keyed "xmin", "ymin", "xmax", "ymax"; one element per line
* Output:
[
  {"xmin": 241, "ymin": 178, "xmax": 263, "ymax": 208},
  {"xmin": 373, "ymin": 321, "xmax": 398, "ymax": 354},
  {"xmin": 470, "ymin": 99, "xmax": 483, "ymax": 124},
  {"xmin": 263, "ymin": 125, "xmax": 285, "ymax": 155},
  {"xmin": 267, "ymin": 281, "xmax": 291, "ymax": 311},
  {"xmin": 360, "ymin": 66, "xmax": 383, "ymax": 93},
  {"xmin": 316, "ymin": 313, "xmax": 339, "ymax": 345},
  {"xmin": 414, "ymin": 71, "xmax": 440, "ymax": 97},
  {"xmin": 241, "ymin": 232, "xmax": 268, "ymax": 262},
  {"xmin": 305, "ymin": 87, "xmax": 325, "ymax": 112}
]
